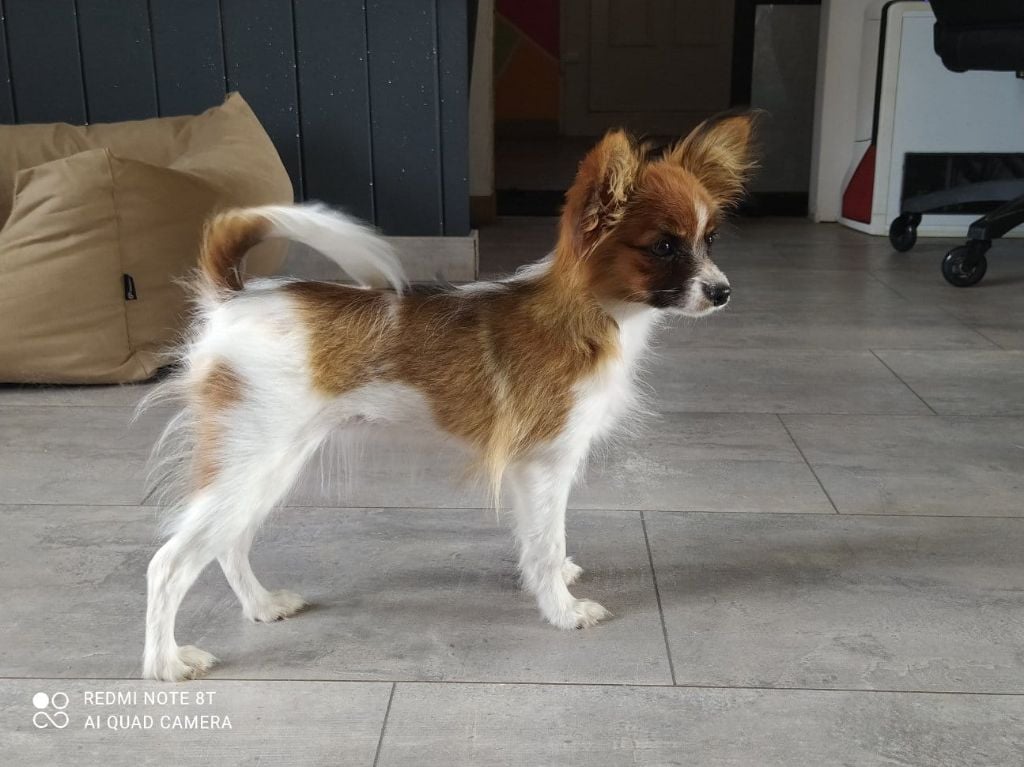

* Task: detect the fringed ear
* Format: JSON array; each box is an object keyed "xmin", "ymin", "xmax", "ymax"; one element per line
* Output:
[
  {"xmin": 667, "ymin": 112, "xmax": 758, "ymax": 208},
  {"xmin": 560, "ymin": 130, "xmax": 642, "ymax": 252}
]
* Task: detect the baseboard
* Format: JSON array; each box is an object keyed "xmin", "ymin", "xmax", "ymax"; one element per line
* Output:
[
  {"xmin": 279, "ymin": 232, "xmax": 479, "ymax": 283},
  {"xmin": 470, "ymin": 194, "xmax": 497, "ymax": 226}
]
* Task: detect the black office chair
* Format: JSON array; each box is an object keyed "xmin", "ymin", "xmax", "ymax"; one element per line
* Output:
[{"xmin": 887, "ymin": 0, "xmax": 1024, "ymax": 286}]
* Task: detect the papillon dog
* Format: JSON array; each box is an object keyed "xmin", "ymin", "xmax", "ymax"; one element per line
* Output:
[{"xmin": 142, "ymin": 112, "xmax": 756, "ymax": 681}]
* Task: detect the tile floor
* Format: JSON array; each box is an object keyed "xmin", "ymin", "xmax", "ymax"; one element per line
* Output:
[{"xmin": 2, "ymin": 218, "xmax": 1024, "ymax": 765}]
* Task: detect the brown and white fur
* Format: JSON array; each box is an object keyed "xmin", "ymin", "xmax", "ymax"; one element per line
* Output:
[{"xmin": 142, "ymin": 113, "xmax": 756, "ymax": 681}]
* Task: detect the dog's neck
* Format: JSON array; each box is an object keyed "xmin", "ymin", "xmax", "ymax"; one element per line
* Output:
[
  {"xmin": 599, "ymin": 299, "xmax": 661, "ymax": 368},
  {"xmin": 508, "ymin": 255, "xmax": 660, "ymax": 367}
]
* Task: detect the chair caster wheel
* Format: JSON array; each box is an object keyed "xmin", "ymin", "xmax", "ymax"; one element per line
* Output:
[
  {"xmin": 889, "ymin": 214, "xmax": 919, "ymax": 252},
  {"xmin": 942, "ymin": 242, "xmax": 989, "ymax": 287}
]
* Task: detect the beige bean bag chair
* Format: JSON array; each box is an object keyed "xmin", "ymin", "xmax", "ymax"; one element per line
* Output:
[{"xmin": 0, "ymin": 93, "xmax": 291, "ymax": 383}]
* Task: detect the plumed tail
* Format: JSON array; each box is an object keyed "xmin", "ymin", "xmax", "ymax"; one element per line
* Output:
[{"xmin": 198, "ymin": 203, "xmax": 408, "ymax": 296}]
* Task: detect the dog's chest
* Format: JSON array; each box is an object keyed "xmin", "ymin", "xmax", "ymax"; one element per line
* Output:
[{"xmin": 564, "ymin": 308, "xmax": 657, "ymax": 446}]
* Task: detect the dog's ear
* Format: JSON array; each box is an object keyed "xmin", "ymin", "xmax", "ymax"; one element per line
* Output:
[
  {"xmin": 561, "ymin": 129, "xmax": 642, "ymax": 251},
  {"xmin": 667, "ymin": 112, "xmax": 758, "ymax": 208}
]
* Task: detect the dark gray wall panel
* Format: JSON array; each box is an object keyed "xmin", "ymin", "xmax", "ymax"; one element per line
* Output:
[
  {"xmin": 294, "ymin": 0, "xmax": 373, "ymax": 219},
  {"xmin": 437, "ymin": 0, "xmax": 470, "ymax": 235},
  {"xmin": 0, "ymin": 0, "xmax": 470, "ymax": 234},
  {"xmin": 76, "ymin": 0, "xmax": 158, "ymax": 122},
  {"xmin": 366, "ymin": 0, "xmax": 443, "ymax": 235},
  {"xmin": 4, "ymin": 0, "xmax": 86, "ymax": 123},
  {"xmin": 148, "ymin": 0, "xmax": 226, "ymax": 117},
  {"xmin": 0, "ymin": 0, "xmax": 15, "ymax": 122},
  {"xmin": 220, "ymin": 0, "xmax": 302, "ymax": 199}
]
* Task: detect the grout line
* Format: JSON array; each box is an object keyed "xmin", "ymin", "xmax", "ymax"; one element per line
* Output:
[
  {"xmin": 864, "ymin": 269, "xmax": 919, "ymax": 302},
  {"xmin": 4, "ymin": 402, "xmax": 1018, "ymax": 417},
  {"xmin": 361, "ymin": 2, "xmax": 377, "ymax": 223},
  {"xmin": 0, "ymin": 0, "xmax": 18, "ymax": 123},
  {"xmin": 869, "ymin": 350, "xmax": 939, "ymax": 415},
  {"xmin": 70, "ymin": 0, "xmax": 90, "ymax": 123},
  {"xmin": 865, "ymin": 270, "xmax": 1005, "ymax": 350},
  {"xmin": 637, "ymin": 509, "xmax": 1024, "ymax": 521},
  {"xmin": 2, "ymin": 675, "xmax": 1021, "ymax": 698},
  {"xmin": 967, "ymin": 326, "xmax": 1009, "ymax": 351},
  {"xmin": 777, "ymin": 414, "xmax": 840, "ymax": 514},
  {"xmin": 431, "ymin": 0, "xmax": 446, "ymax": 232},
  {"xmin": 640, "ymin": 511, "xmax": 676, "ymax": 685},
  {"xmin": 289, "ymin": 0, "xmax": 306, "ymax": 201},
  {"xmin": 404, "ymin": 679, "xmax": 1024, "ymax": 698},
  {"xmin": 371, "ymin": 682, "xmax": 396, "ymax": 767},
  {"xmin": 216, "ymin": 0, "xmax": 229, "ymax": 94},
  {"xmin": 4, "ymin": 502, "xmax": 1024, "ymax": 522},
  {"xmin": 145, "ymin": 0, "xmax": 160, "ymax": 115}
]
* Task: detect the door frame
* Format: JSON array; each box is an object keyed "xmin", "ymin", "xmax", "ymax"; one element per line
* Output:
[{"xmin": 731, "ymin": 0, "xmax": 822, "ymax": 105}]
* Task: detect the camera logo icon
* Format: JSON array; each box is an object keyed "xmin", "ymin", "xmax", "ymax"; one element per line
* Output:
[{"xmin": 32, "ymin": 692, "xmax": 70, "ymax": 729}]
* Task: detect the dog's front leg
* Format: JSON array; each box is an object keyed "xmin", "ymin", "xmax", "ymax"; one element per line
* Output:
[{"xmin": 507, "ymin": 459, "xmax": 609, "ymax": 629}]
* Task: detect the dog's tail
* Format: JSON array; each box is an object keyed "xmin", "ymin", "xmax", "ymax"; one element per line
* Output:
[{"xmin": 198, "ymin": 203, "xmax": 407, "ymax": 296}]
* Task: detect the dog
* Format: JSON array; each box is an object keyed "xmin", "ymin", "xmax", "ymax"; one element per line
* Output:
[{"xmin": 142, "ymin": 112, "xmax": 756, "ymax": 681}]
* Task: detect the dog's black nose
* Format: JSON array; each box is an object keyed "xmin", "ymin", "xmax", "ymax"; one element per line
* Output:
[{"xmin": 702, "ymin": 282, "xmax": 731, "ymax": 307}]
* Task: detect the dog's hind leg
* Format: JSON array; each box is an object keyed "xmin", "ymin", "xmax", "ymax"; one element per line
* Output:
[
  {"xmin": 507, "ymin": 458, "xmax": 609, "ymax": 630},
  {"xmin": 143, "ymin": 427, "xmax": 324, "ymax": 681},
  {"xmin": 219, "ymin": 525, "xmax": 308, "ymax": 623},
  {"xmin": 143, "ymin": 492, "xmax": 224, "ymax": 682}
]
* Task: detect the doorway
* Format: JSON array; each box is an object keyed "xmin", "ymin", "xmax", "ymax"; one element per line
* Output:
[{"xmin": 491, "ymin": 0, "xmax": 821, "ymax": 216}]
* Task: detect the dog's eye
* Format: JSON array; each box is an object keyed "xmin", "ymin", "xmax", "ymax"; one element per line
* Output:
[
  {"xmin": 650, "ymin": 238, "xmax": 674, "ymax": 258},
  {"xmin": 705, "ymin": 231, "xmax": 719, "ymax": 247}
]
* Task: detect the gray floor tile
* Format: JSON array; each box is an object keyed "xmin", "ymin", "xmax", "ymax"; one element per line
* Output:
[
  {"xmin": 575, "ymin": 414, "xmax": 832, "ymax": 514},
  {"xmin": 0, "ymin": 382, "xmax": 155, "ymax": 407},
  {"xmin": 957, "ymin": 315, "xmax": 1024, "ymax": 351},
  {"xmin": 0, "ymin": 405, "xmax": 828, "ymax": 515},
  {"xmin": 0, "ymin": 679, "xmax": 390, "ymax": 767},
  {"xmin": 646, "ymin": 511, "xmax": 1024, "ymax": 693},
  {"xmin": 646, "ymin": 350, "xmax": 931, "ymax": 414},
  {"xmin": 0, "ymin": 505, "xmax": 671, "ymax": 685},
  {"xmin": 288, "ymin": 414, "xmax": 833, "ymax": 514},
  {"xmin": 661, "ymin": 302, "xmax": 992, "ymax": 350},
  {"xmin": 872, "ymin": 246, "xmax": 1024, "ymax": 296},
  {"xmin": 783, "ymin": 415, "xmax": 1024, "ymax": 516},
  {"xmin": 779, "ymin": 240, "xmax": 917, "ymax": 272},
  {"xmin": 876, "ymin": 350, "xmax": 1024, "ymax": 415},
  {"xmin": 721, "ymin": 266, "xmax": 904, "ymax": 307},
  {"xmin": 779, "ymin": 239, "xmax": 978, "ymax": 275},
  {"xmin": 377, "ymin": 682, "xmax": 1024, "ymax": 767},
  {"xmin": 946, "ymin": 303, "xmax": 1024, "ymax": 351},
  {"xmin": 870, "ymin": 256, "xmax": 1024, "ymax": 329},
  {"xmin": 724, "ymin": 219, "xmax": 873, "ymax": 247},
  {"xmin": 0, "ymin": 406, "xmax": 167, "ymax": 505}
]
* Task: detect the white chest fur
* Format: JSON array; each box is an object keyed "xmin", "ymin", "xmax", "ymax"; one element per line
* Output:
[{"xmin": 559, "ymin": 305, "xmax": 660, "ymax": 461}]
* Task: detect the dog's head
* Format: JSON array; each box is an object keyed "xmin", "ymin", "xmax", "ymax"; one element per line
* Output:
[{"xmin": 558, "ymin": 113, "xmax": 757, "ymax": 317}]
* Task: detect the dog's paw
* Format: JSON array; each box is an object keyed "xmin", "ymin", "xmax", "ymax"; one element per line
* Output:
[
  {"xmin": 570, "ymin": 599, "xmax": 610, "ymax": 628},
  {"xmin": 246, "ymin": 589, "xmax": 309, "ymax": 623},
  {"xmin": 545, "ymin": 598, "xmax": 611, "ymax": 630},
  {"xmin": 144, "ymin": 645, "xmax": 217, "ymax": 682},
  {"xmin": 561, "ymin": 557, "xmax": 584, "ymax": 586}
]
